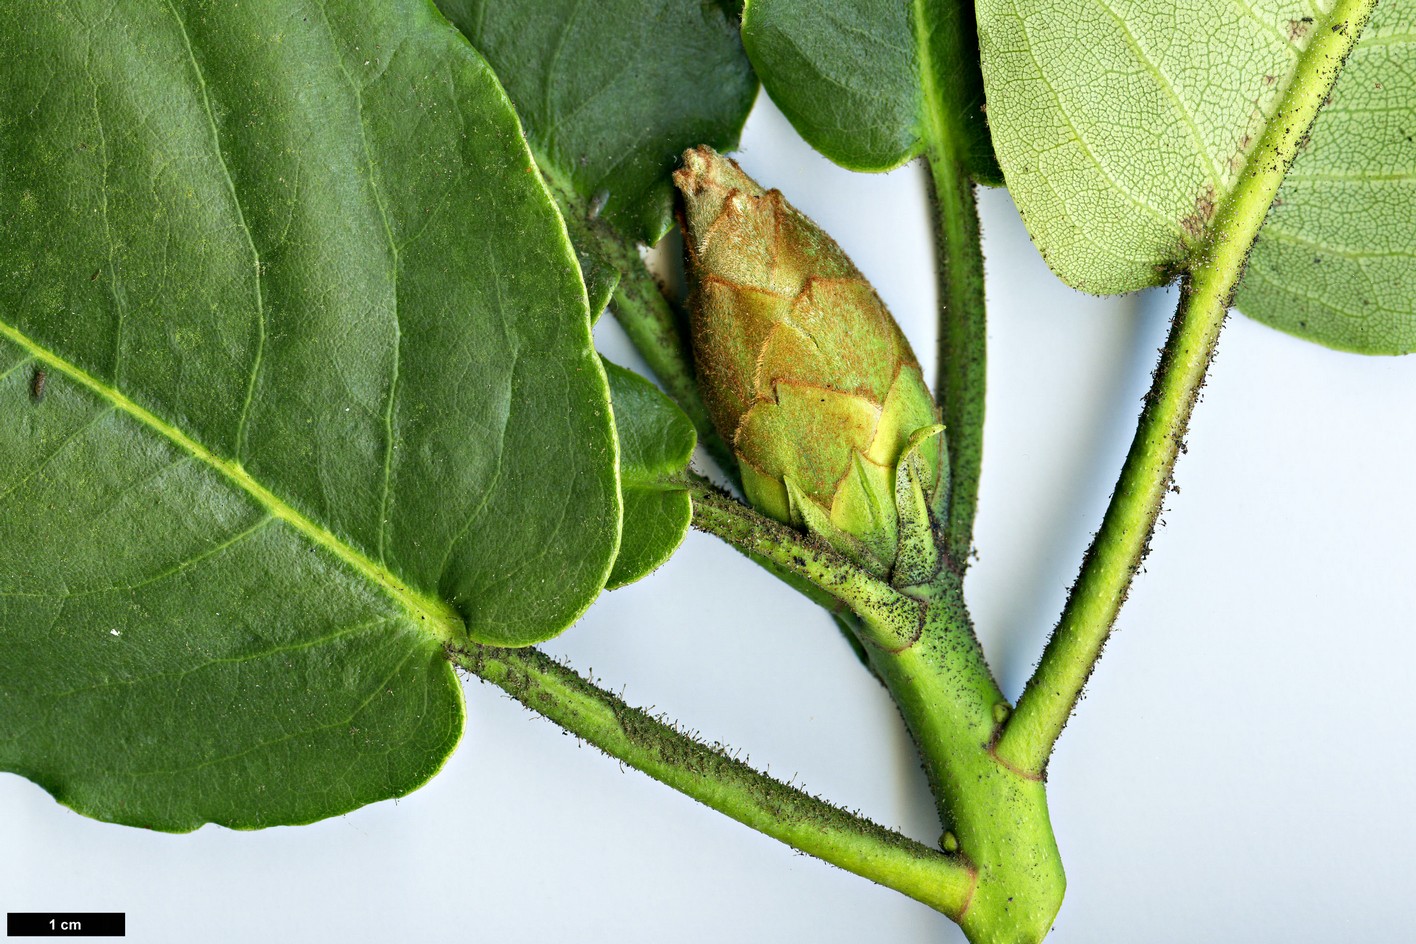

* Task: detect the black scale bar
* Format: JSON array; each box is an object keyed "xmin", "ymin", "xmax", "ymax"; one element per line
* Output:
[{"xmin": 7, "ymin": 914, "xmax": 125, "ymax": 937}]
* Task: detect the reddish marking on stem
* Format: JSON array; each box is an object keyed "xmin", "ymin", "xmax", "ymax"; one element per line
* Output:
[
  {"xmin": 987, "ymin": 743, "xmax": 1044, "ymax": 782},
  {"xmin": 955, "ymin": 865, "xmax": 981, "ymax": 921}
]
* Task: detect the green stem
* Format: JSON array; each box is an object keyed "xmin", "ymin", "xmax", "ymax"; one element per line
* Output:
[
  {"xmin": 860, "ymin": 588, "xmax": 1065, "ymax": 944},
  {"xmin": 691, "ymin": 473, "xmax": 1065, "ymax": 943},
  {"xmin": 685, "ymin": 471, "xmax": 879, "ymax": 669},
  {"xmin": 687, "ymin": 476, "xmax": 923, "ymax": 651},
  {"xmin": 923, "ymin": 153, "xmax": 987, "ymax": 572},
  {"xmin": 995, "ymin": 0, "xmax": 1377, "ymax": 778},
  {"xmin": 915, "ymin": 0, "xmax": 991, "ymax": 572},
  {"xmin": 447, "ymin": 642, "xmax": 977, "ymax": 918},
  {"xmin": 994, "ymin": 283, "xmax": 1225, "ymax": 777}
]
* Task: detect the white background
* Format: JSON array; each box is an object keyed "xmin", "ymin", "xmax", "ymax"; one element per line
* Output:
[{"xmin": 5, "ymin": 94, "xmax": 1416, "ymax": 943}]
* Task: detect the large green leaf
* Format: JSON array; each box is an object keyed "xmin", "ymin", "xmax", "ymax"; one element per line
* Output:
[
  {"xmin": 436, "ymin": 0, "xmax": 758, "ymax": 246},
  {"xmin": 604, "ymin": 360, "xmax": 695, "ymax": 589},
  {"xmin": 977, "ymin": 0, "xmax": 1354, "ymax": 293},
  {"xmin": 1236, "ymin": 4, "xmax": 1416, "ymax": 353},
  {"xmin": 742, "ymin": 0, "xmax": 1001, "ymax": 182},
  {"xmin": 0, "ymin": 0, "xmax": 618, "ymax": 829}
]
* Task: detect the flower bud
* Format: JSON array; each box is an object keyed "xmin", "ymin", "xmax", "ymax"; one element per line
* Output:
[{"xmin": 675, "ymin": 147, "xmax": 947, "ymax": 578}]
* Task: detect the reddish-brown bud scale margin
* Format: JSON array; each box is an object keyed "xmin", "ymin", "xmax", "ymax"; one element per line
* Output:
[{"xmin": 674, "ymin": 147, "xmax": 948, "ymax": 578}]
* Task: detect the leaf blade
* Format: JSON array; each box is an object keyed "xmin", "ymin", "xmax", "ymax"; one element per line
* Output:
[
  {"xmin": 603, "ymin": 360, "xmax": 695, "ymax": 589},
  {"xmin": 0, "ymin": 0, "xmax": 619, "ymax": 828},
  {"xmin": 437, "ymin": 0, "xmax": 758, "ymax": 245},
  {"xmin": 977, "ymin": 0, "xmax": 1327, "ymax": 292},
  {"xmin": 1236, "ymin": 4, "xmax": 1416, "ymax": 353},
  {"xmin": 0, "ymin": 349, "xmax": 463, "ymax": 831},
  {"xmin": 742, "ymin": 0, "xmax": 1001, "ymax": 181}
]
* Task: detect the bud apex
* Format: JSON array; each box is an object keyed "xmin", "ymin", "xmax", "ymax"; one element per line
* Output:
[{"xmin": 675, "ymin": 147, "xmax": 948, "ymax": 578}]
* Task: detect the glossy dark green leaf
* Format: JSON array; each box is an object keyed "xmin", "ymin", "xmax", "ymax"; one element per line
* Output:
[
  {"xmin": 603, "ymin": 360, "xmax": 695, "ymax": 589},
  {"xmin": 437, "ymin": 0, "xmax": 758, "ymax": 246},
  {"xmin": 742, "ymin": 0, "xmax": 1001, "ymax": 182},
  {"xmin": 1236, "ymin": 4, "xmax": 1416, "ymax": 353},
  {"xmin": 0, "ymin": 0, "xmax": 618, "ymax": 830}
]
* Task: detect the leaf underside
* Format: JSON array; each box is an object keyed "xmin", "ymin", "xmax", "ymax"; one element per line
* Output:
[
  {"xmin": 0, "ymin": 0, "xmax": 619, "ymax": 830},
  {"xmin": 742, "ymin": 0, "xmax": 1001, "ymax": 182},
  {"xmin": 978, "ymin": 0, "xmax": 1343, "ymax": 294},
  {"xmin": 1236, "ymin": 2, "xmax": 1416, "ymax": 353}
]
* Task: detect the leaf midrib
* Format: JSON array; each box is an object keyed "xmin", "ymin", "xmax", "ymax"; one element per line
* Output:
[
  {"xmin": 0, "ymin": 318, "xmax": 465, "ymax": 645},
  {"xmin": 1192, "ymin": 0, "xmax": 1377, "ymax": 281}
]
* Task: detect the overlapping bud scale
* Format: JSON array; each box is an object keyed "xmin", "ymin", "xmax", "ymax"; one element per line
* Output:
[{"xmin": 675, "ymin": 147, "xmax": 947, "ymax": 579}]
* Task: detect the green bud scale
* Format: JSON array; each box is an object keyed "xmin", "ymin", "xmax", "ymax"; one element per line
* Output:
[{"xmin": 675, "ymin": 147, "xmax": 949, "ymax": 580}]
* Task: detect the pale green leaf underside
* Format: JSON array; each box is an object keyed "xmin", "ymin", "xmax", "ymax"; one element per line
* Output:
[
  {"xmin": 604, "ymin": 360, "xmax": 696, "ymax": 589},
  {"xmin": 0, "ymin": 0, "xmax": 619, "ymax": 829},
  {"xmin": 436, "ymin": 0, "xmax": 757, "ymax": 246},
  {"xmin": 978, "ymin": 0, "xmax": 1331, "ymax": 293},
  {"xmin": 1237, "ymin": 3, "xmax": 1416, "ymax": 353},
  {"xmin": 742, "ymin": 0, "xmax": 1001, "ymax": 182}
]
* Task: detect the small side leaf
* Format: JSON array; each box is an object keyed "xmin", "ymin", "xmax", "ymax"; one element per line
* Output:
[
  {"xmin": 604, "ymin": 361, "xmax": 696, "ymax": 589},
  {"xmin": 742, "ymin": 0, "xmax": 1001, "ymax": 182},
  {"xmin": 1236, "ymin": 3, "xmax": 1416, "ymax": 353}
]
